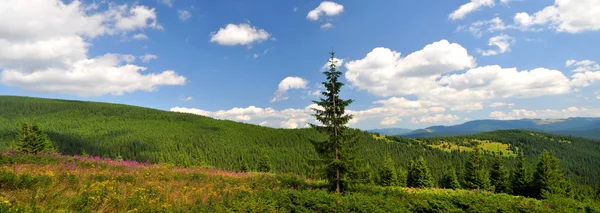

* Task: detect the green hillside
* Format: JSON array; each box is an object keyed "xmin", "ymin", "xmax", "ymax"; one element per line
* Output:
[
  {"xmin": 1, "ymin": 96, "xmax": 600, "ymax": 189},
  {"xmin": 0, "ymin": 96, "xmax": 460, "ymax": 178}
]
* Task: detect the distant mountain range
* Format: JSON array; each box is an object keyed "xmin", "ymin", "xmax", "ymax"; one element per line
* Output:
[
  {"xmin": 369, "ymin": 117, "xmax": 600, "ymax": 139},
  {"xmin": 368, "ymin": 128, "xmax": 413, "ymax": 136}
]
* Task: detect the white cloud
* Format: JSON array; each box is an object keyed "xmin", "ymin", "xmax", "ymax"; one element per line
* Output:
[
  {"xmin": 459, "ymin": 17, "xmax": 513, "ymax": 38},
  {"xmin": 411, "ymin": 114, "xmax": 460, "ymax": 124},
  {"xmin": 568, "ymin": 60, "xmax": 600, "ymax": 87},
  {"xmin": 112, "ymin": 5, "xmax": 163, "ymax": 31},
  {"xmin": 321, "ymin": 23, "xmax": 334, "ymax": 30},
  {"xmin": 0, "ymin": 0, "xmax": 183, "ymax": 96},
  {"xmin": 490, "ymin": 102, "xmax": 515, "ymax": 108},
  {"xmin": 1, "ymin": 54, "xmax": 186, "ymax": 96},
  {"xmin": 449, "ymin": 0, "xmax": 495, "ymax": 20},
  {"xmin": 345, "ymin": 40, "xmax": 572, "ymax": 111},
  {"xmin": 450, "ymin": 102, "xmax": 483, "ymax": 111},
  {"xmin": 171, "ymin": 104, "xmax": 321, "ymax": 129},
  {"xmin": 140, "ymin": 54, "xmax": 158, "ymax": 62},
  {"xmin": 180, "ymin": 96, "xmax": 193, "ymax": 101},
  {"xmin": 132, "ymin": 33, "xmax": 149, "ymax": 40},
  {"xmin": 439, "ymin": 66, "xmax": 571, "ymax": 99},
  {"xmin": 271, "ymin": 77, "xmax": 309, "ymax": 102},
  {"xmin": 171, "ymin": 97, "xmax": 451, "ymax": 128},
  {"xmin": 210, "ymin": 23, "xmax": 271, "ymax": 46},
  {"xmin": 490, "ymin": 107, "xmax": 600, "ymax": 120},
  {"xmin": 490, "ymin": 109, "xmax": 537, "ymax": 120},
  {"xmin": 253, "ymin": 54, "xmax": 259, "ymax": 59},
  {"xmin": 309, "ymin": 90, "xmax": 321, "ymax": 96},
  {"xmin": 566, "ymin": 59, "xmax": 600, "ymax": 72},
  {"xmin": 513, "ymin": 0, "xmax": 600, "ymax": 33},
  {"xmin": 293, "ymin": 7, "xmax": 298, "ymax": 12},
  {"xmin": 158, "ymin": 0, "xmax": 173, "ymax": 7},
  {"xmin": 477, "ymin": 34, "xmax": 515, "ymax": 56},
  {"xmin": 345, "ymin": 40, "xmax": 476, "ymax": 97},
  {"xmin": 380, "ymin": 116, "xmax": 401, "ymax": 126},
  {"xmin": 307, "ymin": 1, "xmax": 344, "ymax": 21},
  {"xmin": 322, "ymin": 57, "xmax": 344, "ymax": 71},
  {"xmin": 178, "ymin": 10, "xmax": 191, "ymax": 22},
  {"xmin": 595, "ymin": 91, "xmax": 600, "ymax": 99},
  {"xmin": 346, "ymin": 97, "xmax": 446, "ymax": 126}
]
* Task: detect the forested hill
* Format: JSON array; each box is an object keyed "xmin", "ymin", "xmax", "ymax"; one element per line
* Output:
[{"xmin": 1, "ymin": 96, "xmax": 600, "ymax": 187}]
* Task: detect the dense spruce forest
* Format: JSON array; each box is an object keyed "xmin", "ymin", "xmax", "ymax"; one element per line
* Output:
[{"xmin": 1, "ymin": 96, "xmax": 600, "ymax": 198}]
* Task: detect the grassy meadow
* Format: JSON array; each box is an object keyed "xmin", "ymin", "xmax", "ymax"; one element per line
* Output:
[{"xmin": 1, "ymin": 150, "xmax": 599, "ymax": 212}]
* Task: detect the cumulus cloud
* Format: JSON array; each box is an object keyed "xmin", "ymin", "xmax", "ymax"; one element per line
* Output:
[
  {"xmin": 347, "ymin": 97, "xmax": 446, "ymax": 126},
  {"xmin": 307, "ymin": 1, "xmax": 344, "ymax": 21},
  {"xmin": 345, "ymin": 40, "xmax": 476, "ymax": 96},
  {"xmin": 210, "ymin": 23, "xmax": 271, "ymax": 46},
  {"xmin": 438, "ymin": 66, "xmax": 571, "ymax": 99},
  {"xmin": 321, "ymin": 23, "xmax": 334, "ymax": 30},
  {"xmin": 178, "ymin": 10, "xmax": 191, "ymax": 22},
  {"xmin": 490, "ymin": 102, "xmax": 515, "ymax": 108},
  {"xmin": 322, "ymin": 57, "xmax": 344, "ymax": 71},
  {"xmin": 345, "ymin": 40, "xmax": 571, "ymax": 111},
  {"xmin": 458, "ymin": 17, "xmax": 513, "ymax": 38},
  {"xmin": 450, "ymin": 103, "xmax": 483, "ymax": 111},
  {"xmin": 490, "ymin": 107, "xmax": 600, "ymax": 120},
  {"xmin": 0, "ymin": 0, "xmax": 185, "ymax": 96},
  {"xmin": 380, "ymin": 116, "xmax": 401, "ymax": 126},
  {"xmin": 411, "ymin": 114, "xmax": 460, "ymax": 124},
  {"xmin": 271, "ymin": 77, "xmax": 309, "ymax": 102},
  {"xmin": 477, "ymin": 34, "xmax": 515, "ymax": 56},
  {"xmin": 1, "ymin": 54, "xmax": 186, "ymax": 96},
  {"xmin": 309, "ymin": 90, "xmax": 322, "ymax": 96},
  {"xmin": 568, "ymin": 60, "xmax": 600, "ymax": 87},
  {"xmin": 171, "ymin": 96, "xmax": 452, "ymax": 129},
  {"xmin": 171, "ymin": 104, "xmax": 322, "ymax": 129},
  {"xmin": 140, "ymin": 54, "xmax": 158, "ymax": 62},
  {"xmin": 513, "ymin": 0, "xmax": 600, "ymax": 33},
  {"xmin": 132, "ymin": 33, "xmax": 149, "ymax": 40},
  {"xmin": 449, "ymin": 0, "xmax": 495, "ymax": 20},
  {"xmin": 180, "ymin": 96, "xmax": 193, "ymax": 101}
]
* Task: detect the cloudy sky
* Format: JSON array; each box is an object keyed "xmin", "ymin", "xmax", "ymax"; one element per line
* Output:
[{"xmin": 1, "ymin": 0, "xmax": 600, "ymax": 130}]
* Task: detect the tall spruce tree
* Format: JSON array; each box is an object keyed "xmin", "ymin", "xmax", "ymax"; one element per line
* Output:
[
  {"xmin": 257, "ymin": 153, "xmax": 272, "ymax": 173},
  {"xmin": 464, "ymin": 146, "xmax": 491, "ymax": 190},
  {"xmin": 441, "ymin": 167, "xmax": 461, "ymax": 189},
  {"xmin": 396, "ymin": 168, "xmax": 407, "ymax": 187},
  {"xmin": 532, "ymin": 150, "xmax": 566, "ymax": 198},
  {"xmin": 310, "ymin": 51, "xmax": 357, "ymax": 193},
  {"xmin": 511, "ymin": 150, "xmax": 531, "ymax": 197},
  {"xmin": 490, "ymin": 151, "xmax": 509, "ymax": 193},
  {"xmin": 407, "ymin": 157, "xmax": 434, "ymax": 188},
  {"xmin": 17, "ymin": 122, "xmax": 54, "ymax": 154},
  {"xmin": 379, "ymin": 153, "xmax": 397, "ymax": 186}
]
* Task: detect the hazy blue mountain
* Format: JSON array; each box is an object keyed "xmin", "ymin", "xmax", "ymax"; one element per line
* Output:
[
  {"xmin": 368, "ymin": 128, "xmax": 413, "ymax": 136},
  {"xmin": 396, "ymin": 117, "xmax": 600, "ymax": 139}
]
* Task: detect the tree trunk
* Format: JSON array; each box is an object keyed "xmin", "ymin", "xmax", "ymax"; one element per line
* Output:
[{"xmin": 332, "ymin": 81, "xmax": 340, "ymax": 193}]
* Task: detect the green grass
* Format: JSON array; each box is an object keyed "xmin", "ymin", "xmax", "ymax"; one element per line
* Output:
[
  {"xmin": 426, "ymin": 139, "xmax": 516, "ymax": 157},
  {"xmin": 0, "ymin": 151, "xmax": 598, "ymax": 212}
]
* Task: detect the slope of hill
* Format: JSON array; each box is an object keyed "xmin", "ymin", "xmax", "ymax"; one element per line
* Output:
[
  {"xmin": 399, "ymin": 118, "xmax": 600, "ymax": 139},
  {"xmin": 1, "ymin": 96, "xmax": 600, "ymax": 187},
  {"xmin": 1, "ymin": 151, "xmax": 598, "ymax": 212},
  {"xmin": 0, "ymin": 96, "xmax": 461, "ymax": 178},
  {"xmin": 408, "ymin": 130, "xmax": 600, "ymax": 185}
]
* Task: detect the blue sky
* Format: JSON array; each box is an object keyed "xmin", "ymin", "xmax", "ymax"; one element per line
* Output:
[{"xmin": 1, "ymin": 0, "xmax": 600, "ymax": 130}]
